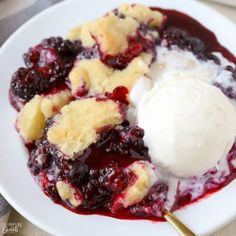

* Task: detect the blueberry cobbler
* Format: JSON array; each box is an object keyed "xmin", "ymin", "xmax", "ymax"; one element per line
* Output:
[{"xmin": 9, "ymin": 4, "xmax": 236, "ymax": 220}]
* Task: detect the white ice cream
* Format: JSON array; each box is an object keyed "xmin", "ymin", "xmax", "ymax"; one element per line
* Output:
[
  {"xmin": 129, "ymin": 46, "xmax": 236, "ymax": 178},
  {"xmin": 137, "ymin": 78, "xmax": 236, "ymax": 177}
]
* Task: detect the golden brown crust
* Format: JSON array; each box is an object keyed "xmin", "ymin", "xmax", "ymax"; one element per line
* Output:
[
  {"xmin": 90, "ymin": 13, "xmax": 138, "ymax": 54},
  {"xmin": 18, "ymin": 95, "xmax": 45, "ymax": 142},
  {"xmin": 17, "ymin": 90, "xmax": 72, "ymax": 142},
  {"xmin": 68, "ymin": 13, "xmax": 138, "ymax": 55},
  {"xmin": 69, "ymin": 53, "xmax": 152, "ymax": 96},
  {"xmin": 56, "ymin": 181, "xmax": 83, "ymax": 207},
  {"xmin": 118, "ymin": 4, "xmax": 164, "ymax": 27},
  {"xmin": 112, "ymin": 161, "xmax": 157, "ymax": 210},
  {"xmin": 41, "ymin": 90, "xmax": 72, "ymax": 119},
  {"xmin": 68, "ymin": 4, "xmax": 163, "ymax": 55},
  {"xmin": 47, "ymin": 98, "xmax": 123, "ymax": 159}
]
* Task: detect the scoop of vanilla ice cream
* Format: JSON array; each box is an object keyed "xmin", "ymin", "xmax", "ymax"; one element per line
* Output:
[{"xmin": 137, "ymin": 78, "xmax": 236, "ymax": 177}]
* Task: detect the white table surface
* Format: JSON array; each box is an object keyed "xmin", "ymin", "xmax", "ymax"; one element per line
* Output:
[{"xmin": 5, "ymin": 1, "xmax": 236, "ymax": 235}]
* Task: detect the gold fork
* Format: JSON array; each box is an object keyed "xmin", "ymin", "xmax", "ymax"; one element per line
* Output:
[{"xmin": 164, "ymin": 210, "xmax": 196, "ymax": 236}]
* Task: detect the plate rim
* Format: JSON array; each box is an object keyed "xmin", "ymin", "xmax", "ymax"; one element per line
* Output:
[{"xmin": 0, "ymin": 0, "xmax": 236, "ymax": 235}]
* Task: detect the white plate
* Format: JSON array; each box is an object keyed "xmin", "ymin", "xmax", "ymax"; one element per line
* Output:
[{"xmin": 0, "ymin": 0, "xmax": 236, "ymax": 235}]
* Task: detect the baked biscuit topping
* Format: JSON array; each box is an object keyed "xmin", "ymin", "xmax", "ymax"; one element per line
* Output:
[
  {"xmin": 18, "ymin": 95, "xmax": 45, "ymax": 142},
  {"xmin": 69, "ymin": 53, "xmax": 151, "ymax": 96},
  {"xmin": 112, "ymin": 161, "xmax": 157, "ymax": 210},
  {"xmin": 56, "ymin": 180, "xmax": 83, "ymax": 207},
  {"xmin": 68, "ymin": 13, "xmax": 139, "ymax": 55},
  {"xmin": 68, "ymin": 22, "xmax": 95, "ymax": 48},
  {"xmin": 40, "ymin": 90, "xmax": 72, "ymax": 119},
  {"xmin": 118, "ymin": 4, "xmax": 164, "ymax": 27},
  {"xmin": 17, "ymin": 90, "xmax": 71, "ymax": 142},
  {"xmin": 91, "ymin": 13, "xmax": 138, "ymax": 55},
  {"xmin": 47, "ymin": 98, "xmax": 123, "ymax": 159}
]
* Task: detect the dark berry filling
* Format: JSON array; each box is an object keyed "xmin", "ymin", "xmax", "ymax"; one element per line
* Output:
[
  {"xmin": 161, "ymin": 27, "xmax": 206, "ymax": 56},
  {"xmin": 8, "ymin": 84, "xmax": 26, "ymax": 112},
  {"xmin": 24, "ymin": 37, "xmax": 82, "ymax": 70},
  {"xmin": 28, "ymin": 123, "xmax": 152, "ymax": 217},
  {"xmin": 40, "ymin": 170, "xmax": 61, "ymax": 202},
  {"xmin": 156, "ymin": 8, "xmax": 236, "ymax": 64},
  {"xmin": 10, "ymin": 37, "xmax": 82, "ymax": 108},
  {"xmin": 27, "ymin": 124, "xmax": 236, "ymax": 220},
  {"xmin": 161, "ymin": 27, "xmax": 223, "ymax": 64},
  {"xmin": 10, "ymin": 68, "xmax": 50, "ymax": 101},
  {"xmin": 99, "ymin": 125, "xmax": 149, "ymax": 161},
  {"xmin": 24, "ymin": 37, "xmax": 82, "ymax": 83},
  {"xmin": 80, "ymin": 161, "xmax": 127, "ymax": 210}
]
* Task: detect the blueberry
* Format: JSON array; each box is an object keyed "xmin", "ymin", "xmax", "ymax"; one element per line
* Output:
[{"xmin": 67, "ymin": 161, "xmax": 89, "ymax": 185}]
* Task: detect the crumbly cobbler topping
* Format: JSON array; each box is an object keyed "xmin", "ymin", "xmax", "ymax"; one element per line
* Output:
[
  {"xmin": 56, "ymin": 180, "xmax": 83, "ymax": 207},
  {"xmin": 118, "ymin": 4, "xmax": 164, "ymax": 27},
  {"xmin": 18, "ymin": 90, "xmax": 71, "ymax": 142},
  {"xmin": 68, "ymin": 13, "xmax": 138, "ymax": 55},
  {"xmin": 68, "ymin": 4, "xmax": 163, "ymax": 56},
  {"xmin": 47, "ymin": 98, "xmax": 123, "ymax": 159},
  {"xmin": 69, "ymin": 53, "xmax": 151, "ymax": 96},
  {"xmin": 112, "ymin": 161, "xmax": 157, "ymax": 210}
]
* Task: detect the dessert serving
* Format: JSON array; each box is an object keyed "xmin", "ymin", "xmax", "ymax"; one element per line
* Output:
[{"xmin": 9, "ymin": 3, "xmax": 236, "ymax": 221}]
